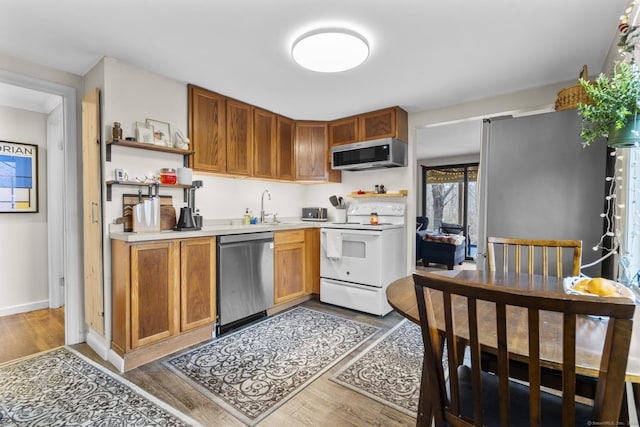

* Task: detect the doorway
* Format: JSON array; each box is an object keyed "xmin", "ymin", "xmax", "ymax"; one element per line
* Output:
[
  {"xmin": 420, "ymin": 163, "xmax": 479, "ymax": 259},
  {"xmin": 0, "ymin": 70, "xmax": 83, "ymax": 353}
]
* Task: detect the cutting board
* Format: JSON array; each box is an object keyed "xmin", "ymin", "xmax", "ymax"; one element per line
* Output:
[{"xmin": 123, "ymin": 194, "xmax": 176, "ymax": 232}]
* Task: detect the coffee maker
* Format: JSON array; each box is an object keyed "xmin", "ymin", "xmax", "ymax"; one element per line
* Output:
[{"xmin": 175, "ymin": 180, "xmax": 203, "ymax": 229}]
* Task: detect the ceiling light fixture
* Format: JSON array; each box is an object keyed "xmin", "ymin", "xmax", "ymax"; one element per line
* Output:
[{"xmin": 291, "ymin": 28, "xmax": 369, "ymax": 73}]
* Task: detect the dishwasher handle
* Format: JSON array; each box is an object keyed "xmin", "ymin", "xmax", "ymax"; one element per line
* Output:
[{"xmin": 218, "ymin": 231, "xmax": 274, "ymax": 245}]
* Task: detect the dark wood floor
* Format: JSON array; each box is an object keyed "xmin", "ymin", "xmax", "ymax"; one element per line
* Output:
[
  {"xmin": 76, "ymin": 300, "xmax": 414, "ymax": 426},
  {"xmin": 0, "ymin": 307, "xmax": 65, "ymax": 364}
]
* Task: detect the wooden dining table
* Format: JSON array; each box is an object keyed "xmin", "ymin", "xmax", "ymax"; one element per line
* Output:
[{"xmin": 386, "ymin": 269, "xmax": 640, "ymax": 383}]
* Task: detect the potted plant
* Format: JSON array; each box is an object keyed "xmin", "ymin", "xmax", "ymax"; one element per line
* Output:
[{"xmin": 577, "ymin": 61, "xmax": 640, "ymax": 147}]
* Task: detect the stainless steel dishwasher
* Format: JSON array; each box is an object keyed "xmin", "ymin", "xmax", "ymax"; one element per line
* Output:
[{"xmin": 217, "ymin": 231, "xmax": 274, "ymax": 334}]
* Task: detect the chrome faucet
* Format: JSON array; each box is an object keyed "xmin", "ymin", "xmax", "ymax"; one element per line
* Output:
[{"xmin": 260, "ymin": 189, "xmax": 271, "ymax": 223}]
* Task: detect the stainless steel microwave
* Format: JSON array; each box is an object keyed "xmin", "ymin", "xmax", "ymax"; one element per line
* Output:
[{"xmin": 331, "ymin": 138, "xmax": 407, "ymax": 171}]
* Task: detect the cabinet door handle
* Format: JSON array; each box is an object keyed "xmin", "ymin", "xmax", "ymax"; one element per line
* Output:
[{"xmin": 91, "ymin": 202, "xmax": 98, "ymax": 224}]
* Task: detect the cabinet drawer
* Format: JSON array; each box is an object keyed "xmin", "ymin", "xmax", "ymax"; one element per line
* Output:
[{"xmin": 275, "ymin": 229, "xmax": 305, "ymax": 245}]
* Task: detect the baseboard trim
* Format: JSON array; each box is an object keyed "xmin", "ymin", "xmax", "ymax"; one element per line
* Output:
[
  {"xmin": 0, "ymin": 300, "xmax": 49, "ymax": 317},
  {"xmin": 108, "ymin": 349, "xmax": 125, "ymax": 373},
  {"xmin": 86, "ymin": 328, "xmax": 110, "ymax": 360}
]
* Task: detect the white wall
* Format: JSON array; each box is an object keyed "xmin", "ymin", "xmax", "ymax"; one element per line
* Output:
[{"xmin": 0, "ymin": 105, "xmax": 49, "ymax": 314}]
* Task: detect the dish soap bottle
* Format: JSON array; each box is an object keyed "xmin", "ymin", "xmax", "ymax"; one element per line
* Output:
[{"xmin": 243, "ymin": 208, "xmax": 250, "ymax": 224}]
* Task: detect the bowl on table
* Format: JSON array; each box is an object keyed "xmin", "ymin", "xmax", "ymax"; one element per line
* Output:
[{"xmin": 563, "ymin": 276, "xmax": 635, "ymax": 301}]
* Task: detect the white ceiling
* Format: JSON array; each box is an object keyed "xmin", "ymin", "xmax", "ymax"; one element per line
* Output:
[{"xmin": 0, "ymin": 0, "xmax": 628, "ymax": 123}]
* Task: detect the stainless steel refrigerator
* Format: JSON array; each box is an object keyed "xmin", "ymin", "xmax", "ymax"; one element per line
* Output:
[{"xmin": 477, "ymin": 109, "xmax": 607, "ymax": 277}]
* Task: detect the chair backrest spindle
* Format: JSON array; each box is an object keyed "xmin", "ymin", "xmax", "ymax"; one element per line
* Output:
[{"xmin": 487, "ymin": 237, "xmax": 581, "ymax": 277}]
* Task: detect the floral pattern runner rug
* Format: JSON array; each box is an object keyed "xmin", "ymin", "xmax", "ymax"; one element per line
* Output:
[
  {"xmin": 163, "ymin": 306, "xmax": 379, "ymax": 426},
  {"xmin": 0, "ymin": 346, "xmax": 200, "ymax": 426},
  {"xmin": 330, "ymin": 319, "xmax": 424, "ymax": 417}
]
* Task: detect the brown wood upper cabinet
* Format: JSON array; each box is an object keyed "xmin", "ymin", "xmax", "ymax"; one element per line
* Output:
[
  {"xmin": 188, "ymin": 84, "xmax": 226, "ymax": 173},
  {"xmin": 189, "ymin": 85, "xmax": 405, "ymax": 182},
  {"xmin": 329, "ymin": 116, "xmax": 359, "ymax": 146},
  {"xmin": 226, "ymin": 99, "xmax": 253, "ymax": 176},
  {"xmin": 253, "ymin": 109, "xmax": 296, "ymax": 180},
  {"xmin": 329, "ymin": 106, "xmax": 408, "ymax": 146},
  {"xmin": 188, "ymin": 84, "xmax": 253, "ymax": 177},
  {"xmin": 295, "ymin": 121, "xmax": 329, "ymax": 181},
  {"xmin": 276, "ymin": 116, "xmax": 295, "ymax": 180},
  {"xmin": 295, "ymin": 121, "xmax": 340, "ymax": 182},
  {"xmin": 253, "ymin": 107, "xmax": 277, "ymax": 179},
  {"xmin": 190, "ymin": 84, "xmax": 293, "ymax": 180}
]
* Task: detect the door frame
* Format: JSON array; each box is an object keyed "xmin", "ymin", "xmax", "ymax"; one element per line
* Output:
[
  {"xmin": 47, "ymin": 103, "xmax": 65, "ymax": 308},
  {"xmin": 0, "ymin": 69, "xmax": 83, "ymax": 345},
  {"xmin": 477, "ymin": 119, "xmax": 492, "ymax": 271},
  {"xmin": 420, "ymin": 162, "xmax": 479, "ymax": 260}
]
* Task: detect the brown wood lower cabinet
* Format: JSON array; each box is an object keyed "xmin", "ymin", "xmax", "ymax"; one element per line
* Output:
[
  {"xmin": 304, "ymin": 228, "xmax": 320, "ymax": 294},
  {"xmin": 112, "ymin": 236, "xmax": 216, "ymax": 371},
  {"xmin": 130, "ymin": 240, "xmax": 179, "ymax": 348},
  {"xmin": 180, "ymin": 238, "xmax": 217, "ymax": 331},
  {"xmin": 274, "ymin": 230, "xmax": 306, "ymax": 304},
  {"xmin": 274, "ymin": 229, "xmax": 320, "ymax": 305}
]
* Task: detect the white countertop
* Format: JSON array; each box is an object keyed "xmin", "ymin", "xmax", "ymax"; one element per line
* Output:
[{"xmin": 110, "ymin": 219, "xmax": 325, "ymax": 242}]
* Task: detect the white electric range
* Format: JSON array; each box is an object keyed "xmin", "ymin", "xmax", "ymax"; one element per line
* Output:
[{"xmin": 320, "ymin": 202, "xmax": 406, "ymax": 316}]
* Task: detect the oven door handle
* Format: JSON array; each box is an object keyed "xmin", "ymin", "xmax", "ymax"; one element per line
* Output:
[{"xmin": 321, "ymin": 229, "xmax": 382, "ymax": 238}]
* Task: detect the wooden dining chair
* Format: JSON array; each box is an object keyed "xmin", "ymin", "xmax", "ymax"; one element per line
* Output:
[
  {"xmin": 413, "ymin": 271, "xmax": 635, "ymax": 427},
  {"xmin": 487, "ymin": 237, "xmax": 582, "ymax": 277}
]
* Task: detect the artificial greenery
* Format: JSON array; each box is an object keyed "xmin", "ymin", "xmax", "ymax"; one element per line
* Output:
[{"xmin": 577, "ymin": 61, "xmax": 640, "ymax": 146}]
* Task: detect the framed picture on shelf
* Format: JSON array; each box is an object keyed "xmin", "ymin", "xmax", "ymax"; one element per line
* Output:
[
  {"xmin": 136, "ymin": 124, "xmax": 155, "ymax": 144},
  {"xmin": 0, "ymin": 140, "xmax": 38, "ymax": 213},
  {"xmin": 146, "ymin": 119, "xmax": 171, "ymax": 147}
]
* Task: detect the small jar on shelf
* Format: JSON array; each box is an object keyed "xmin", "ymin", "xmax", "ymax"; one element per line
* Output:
[{"xmin": 159, "ymin": 168, "xmax": 177, "ymax": 184}]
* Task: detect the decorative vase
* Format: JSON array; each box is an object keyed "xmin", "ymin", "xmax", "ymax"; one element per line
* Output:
[{"xmin": 607, "ymin": 121, "xmax": 640, "ymax": 148}]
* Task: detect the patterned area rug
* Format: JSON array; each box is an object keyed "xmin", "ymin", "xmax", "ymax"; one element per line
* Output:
[
  {"xmin": 0, "ymin": 346, "xmax": 200, "ymax": 426},
  {"xmin": 330, "ymin": 319, "xmax": 424, "ymax": 417},
  {"xmin": 163, "ymin": 306, "xmax": 379, "ymax": 426}
]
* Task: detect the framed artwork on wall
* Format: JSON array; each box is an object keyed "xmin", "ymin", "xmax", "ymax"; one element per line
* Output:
[
  {"xmin": 136, "ymin": 124, "xmax": 155, "ymax": 144},
  {"xmin": 0, "ymin": 140, "xmax": 38, "ymax": 213},
  {"xmin": 145, "ymin": 118, "xmax": 171, "ymax": 147}
]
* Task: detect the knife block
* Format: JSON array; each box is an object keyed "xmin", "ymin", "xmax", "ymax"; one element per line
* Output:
[
  {"xmin": 132, "ymin": 197, "xmax": 161, "ymax": 232},
  {"xmin": 123, "ymin": 194, "xmax": 176, "ymax": 232}
]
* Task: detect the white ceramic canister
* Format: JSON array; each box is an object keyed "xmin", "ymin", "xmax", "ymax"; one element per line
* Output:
[{"xmin": 177, "ymin": 167, "xmax": 193, "ymax": 185}]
